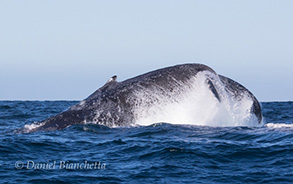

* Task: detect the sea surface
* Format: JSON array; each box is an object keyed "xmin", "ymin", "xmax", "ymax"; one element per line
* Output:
[{"xmin": 0, "ymin": 101, "xmax": 292, "ymax": 184}]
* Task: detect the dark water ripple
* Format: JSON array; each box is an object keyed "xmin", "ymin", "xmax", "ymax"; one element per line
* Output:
[{"xmin": 0, "ymin": 101, "xmax": 292, "ymax": 183}]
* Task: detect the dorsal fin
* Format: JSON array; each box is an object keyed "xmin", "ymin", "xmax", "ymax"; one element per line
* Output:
[
  {"xmin": 106, "ymin": 75, "xmax": 117, "ymax": 84},
  {"xmin": 85, "ymin": 75, "xmax": 118, "ymax": 100},
  {"xmin": 94, "ymin": 75, "xmax": 118, "ymax": 93}
]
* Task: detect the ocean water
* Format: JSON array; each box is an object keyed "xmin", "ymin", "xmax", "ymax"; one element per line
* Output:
[{"xmin": 0, "ymin": 101, "xmax": 292, "ymax": 184}]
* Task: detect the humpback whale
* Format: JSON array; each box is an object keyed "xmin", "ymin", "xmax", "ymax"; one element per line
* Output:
[{"xmin": 18, "ymin": 64, "xmax": 262, "ymax": 133}]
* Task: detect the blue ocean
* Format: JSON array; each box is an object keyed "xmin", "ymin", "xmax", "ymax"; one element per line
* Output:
[{"xmin": 0, "ymin": 101, "xmax": 292, "ymax": 183}]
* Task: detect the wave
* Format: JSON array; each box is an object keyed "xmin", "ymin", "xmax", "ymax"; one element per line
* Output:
[{"xmin": 265, "ymin": 123, "xmax": 293, "ymax": 129}]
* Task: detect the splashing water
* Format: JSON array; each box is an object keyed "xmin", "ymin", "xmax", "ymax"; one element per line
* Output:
[{"xmin": 132, "ymin": 71, "xmax": 262, "ymax": 127}]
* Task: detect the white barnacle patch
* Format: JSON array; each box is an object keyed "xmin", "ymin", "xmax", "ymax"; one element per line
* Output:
[{"xmin": 22, "ymin": 122, "xmax": 46, "ymax": 133}]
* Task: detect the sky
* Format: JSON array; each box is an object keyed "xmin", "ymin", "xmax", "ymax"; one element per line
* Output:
[{"xmin": 0, "ymin": 0, "xmax": 292, "ymax": 101}]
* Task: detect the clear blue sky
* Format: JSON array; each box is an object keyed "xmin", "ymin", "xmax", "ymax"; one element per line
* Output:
[{"xmin": 0, "ymin": 0, "xmax": 292, "ymax": 101}]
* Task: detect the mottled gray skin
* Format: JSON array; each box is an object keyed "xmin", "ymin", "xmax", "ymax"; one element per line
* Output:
[{"xmin": 18, "ymin": 64, "xmax": 262, "ymax": 133}]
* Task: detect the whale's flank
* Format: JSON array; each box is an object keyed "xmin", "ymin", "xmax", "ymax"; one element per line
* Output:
[{"xmin": 17, "ymin": 63, "xmax": 262, "ymax": 133}]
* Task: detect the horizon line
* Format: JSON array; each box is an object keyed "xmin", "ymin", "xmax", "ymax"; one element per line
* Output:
[{"xmin": 0, "ymin": 99, "xmax": 292, "ymax": 103}]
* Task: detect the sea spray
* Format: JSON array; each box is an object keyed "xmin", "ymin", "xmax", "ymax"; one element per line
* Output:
[{"xmin": 132, "ymin": 71, "xmax": 262, "ymax": 127}]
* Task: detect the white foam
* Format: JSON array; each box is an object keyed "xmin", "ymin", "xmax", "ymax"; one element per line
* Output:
[
  {"xmin": 265, "ymin": 123, "xmax": 293, "ymax": 129},
  {"xmin": 131, "ymin": 71, "xmax": 262, "ymax": 127}
]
